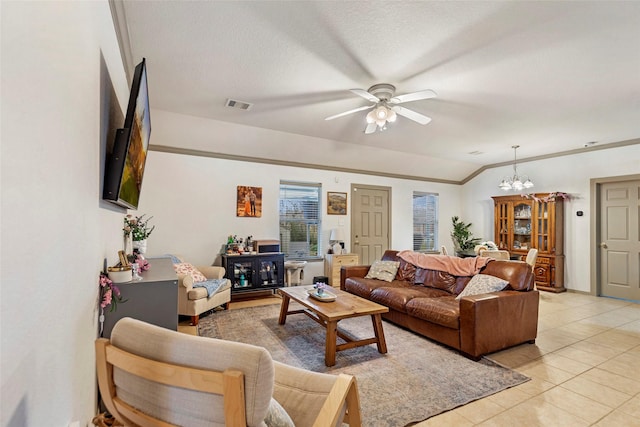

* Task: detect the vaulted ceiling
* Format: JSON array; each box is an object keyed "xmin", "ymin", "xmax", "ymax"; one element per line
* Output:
[{"xmin": 113, "ymin": 1, "xmax": 640, "ymax": 181}]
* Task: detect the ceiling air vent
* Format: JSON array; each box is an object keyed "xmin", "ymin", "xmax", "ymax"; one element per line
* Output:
[
  {"xmin": 225, "ymin": 98, "xmax": 253, "ymax": 111},
  {"xmin": 468, "ymin": 151, "xmax": 484, "ymax": 155}
]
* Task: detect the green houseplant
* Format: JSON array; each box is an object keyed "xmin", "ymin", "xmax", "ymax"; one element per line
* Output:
[{"xmin": 451, "ymin": 216, "xmax": 481, "ymax": 254}]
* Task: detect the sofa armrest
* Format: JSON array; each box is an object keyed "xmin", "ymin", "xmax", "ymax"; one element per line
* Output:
[
  {"xmin": 340, "ymin": 265, "xmax": 370, "ymax": 290},
  {"xmin": 459, "ymin": 290, "xmax": 539, "ymax": 359}
]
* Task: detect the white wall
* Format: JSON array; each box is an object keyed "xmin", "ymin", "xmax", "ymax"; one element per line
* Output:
[
  {"xmin": 461, "ymin": 144, "xmax": 640, "ymax": 292},
  {"xmin": 1, "ymin": 2, "xmax": 129, "ymax": 426},
  {"xmin": 136, "ymin": 147, "xmax": 462, "ymax": 282}
]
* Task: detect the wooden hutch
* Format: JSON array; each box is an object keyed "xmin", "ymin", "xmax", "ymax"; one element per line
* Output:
[{"xmin": 492, "ymin": 193, "xmax": 565, "ymax": 292}]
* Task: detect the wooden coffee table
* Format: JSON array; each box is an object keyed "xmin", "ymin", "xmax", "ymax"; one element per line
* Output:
[{"xmin": 277, "ymin": 285, "xmax": 389, "ymax": 366}]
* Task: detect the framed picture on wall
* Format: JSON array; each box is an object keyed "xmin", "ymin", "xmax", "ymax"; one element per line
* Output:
[
  {"xmin": 237, "ymin": 186, "xmax": 262, "ymax": 217},
  {"xmin": 327, "ymin": 192, "xmax": 347, "ymax": 215}
]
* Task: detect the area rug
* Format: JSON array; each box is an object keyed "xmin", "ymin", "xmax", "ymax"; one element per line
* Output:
[{"xmin": 198, "ymin": 303, "xmax": 529, "ymax": 426}]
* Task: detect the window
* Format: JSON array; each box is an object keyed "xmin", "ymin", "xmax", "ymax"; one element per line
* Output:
[
  {"xmin": 413, "ymin": 192, "xmax": 438, "ymax": 252},
  {"xmin": 279, "ymin": 181, "xmax": 321, "ymax": 260}
]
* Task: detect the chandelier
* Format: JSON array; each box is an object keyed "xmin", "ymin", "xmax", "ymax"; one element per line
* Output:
[
  {"xmin": 499, "ymin": 145, "xmax": 534, "ymax": 191},
  {"xmin": 365, "ymin": 103, "xmax": 397, "ymax": 131}
]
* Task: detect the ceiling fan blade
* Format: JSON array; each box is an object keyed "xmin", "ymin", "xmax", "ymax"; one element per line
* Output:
[
  {"xmin": 325, "ymin": 104, "xmax": 374, "ymax": 121},
  {"xmin": 364, "ymin": 122, "xmax": 377, "ymax": 134},
  {"xmin": 350, "ymin": 89, "xmax": 380, "ymax": 103},
  {"xmin": 390, "ymin": 89, "xmax": 437, "ymax": 104},
  {"xmin": 392, "ymin": 106, "xmax": 432, "ymax": 125}
]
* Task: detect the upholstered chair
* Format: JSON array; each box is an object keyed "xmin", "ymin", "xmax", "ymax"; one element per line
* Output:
[
  {"xmin": 525, "ymin": 248, "xmax": 538, "ymax": 269},
  {"xmin": 479, "ymin": 249, "xmax": 511, "ymax": 260},
  {"xmin": 173, "ymin": 255, "xmax": 231, "ymax": 326},
  {"xmin": 96, "ymin": 317, "xmax": 362, "ymax": 427}
]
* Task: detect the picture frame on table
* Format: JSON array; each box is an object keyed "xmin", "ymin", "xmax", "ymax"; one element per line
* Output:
[{"xmin": 327, "ymin": 192, "xmax": 347, "ymax": 215}]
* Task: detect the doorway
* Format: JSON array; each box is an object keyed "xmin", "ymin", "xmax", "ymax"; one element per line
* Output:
[
  {"xmin": 350, "ymin": 184, "xmax": 391, "ymax": 265},
  {"xmin": 592, "ymin": 176, "xmax": 640, "ymax": 300}
]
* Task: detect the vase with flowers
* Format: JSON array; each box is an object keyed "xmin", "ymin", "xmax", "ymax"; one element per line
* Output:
[{"xmin": 123, "ymin": 214, "xmax": 155, "ymax": 254}]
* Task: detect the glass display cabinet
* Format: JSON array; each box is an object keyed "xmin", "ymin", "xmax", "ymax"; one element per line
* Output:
[
  {"xmin": 492, "ymin": 193, "xmax": 565, "ymax": 292},
  {"xmin": 221, "ymin": 253, "xmax": 284, "ymax": 294}
]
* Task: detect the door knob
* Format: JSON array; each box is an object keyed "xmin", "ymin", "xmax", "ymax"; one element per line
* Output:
[{"xmin": 600, "ymin": 243, "xmax": 608, "ymax": 249}]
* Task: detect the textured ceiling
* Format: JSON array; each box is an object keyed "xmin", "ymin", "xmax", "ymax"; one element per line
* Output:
[{"xmin": 115, "ymin": 1, "xmax": 640, "ymax": 180}]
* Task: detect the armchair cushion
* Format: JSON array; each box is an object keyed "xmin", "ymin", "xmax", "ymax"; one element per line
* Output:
[
  {"xmin": 173, "ymin": 262, "xmax": 207, "ymax": 283},
  {"xmin": 265, "ymin": 398, "xmax": 295, "ymax": 427},
  {"xmin": 192, "ymin": 278, "xmax": 227, "ymax": 297}
]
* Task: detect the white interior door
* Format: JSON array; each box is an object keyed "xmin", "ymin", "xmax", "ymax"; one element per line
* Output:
[
  {"xmin": 351, "ymin": 185, "xmax": 390, "ymax": 265},
  {"xmin": 600, "ymin": 180, "xmax": 640, "ymax": 300}
]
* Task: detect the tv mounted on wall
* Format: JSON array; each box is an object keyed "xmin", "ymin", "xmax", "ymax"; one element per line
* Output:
[{"xmin": 103, "ymin": 58, "xmax": 151, "ymax": 210}]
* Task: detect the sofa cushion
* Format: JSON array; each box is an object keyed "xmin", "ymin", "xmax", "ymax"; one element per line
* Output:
[
  {"xmin": 455, "ymin": 274, "xmax": 509, "ymax": 300},
  {"xmin": 173, "ymin": 262, "xmax": 207, "ymax": 282},
  {"xmin": 344, "ymin": 277, "xmax": 411, "ymax": 298},
  {"xmin": 395, "ymin": 258, "xmax": 417, "ymax": 282},
  {"xmin": 406, "ymin": 296, "xmax": 460, "ymax": 330},
  {"xmin": 414, "ymin": 268, "xmax": 457, "ymax": 294},
  {"xmin": 370, "ymin": 286, "xmax": 451, "ymax": 313},
  {"xmin": 365, "ymin": 260, "xmax": 401, "ymax": 282}
]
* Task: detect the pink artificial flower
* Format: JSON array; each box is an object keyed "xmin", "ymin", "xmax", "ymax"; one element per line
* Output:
[
  {"xmin": 101, "ymin": 289, "xmax": 112, "ymax": 308},
  {"xmin": 112, "ymin": 285, "xmax": 121, "ymax": 297}
]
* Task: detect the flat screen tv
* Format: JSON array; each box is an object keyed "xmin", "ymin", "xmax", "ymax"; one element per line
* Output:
[{"xmin": 103, "ymin": 58, "xmax": 151, "ymax": 210}]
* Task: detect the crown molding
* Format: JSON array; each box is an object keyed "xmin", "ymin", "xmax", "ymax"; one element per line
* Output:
[
  {"xmin": 148, "ymin": 145, "xmax": 460, "ymax": 185},
  {"xmin": 150, "ymin": 138, "xmax": 638, "ymax": 187}
]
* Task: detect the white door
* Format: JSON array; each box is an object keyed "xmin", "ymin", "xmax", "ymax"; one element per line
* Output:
[
  {"xmin": 351, "ymin": 185, "xmax": 390, "ymax": 265},
  {"xmin": 600, "ymin": 180, "xmax": 640, "ymax": 300}
]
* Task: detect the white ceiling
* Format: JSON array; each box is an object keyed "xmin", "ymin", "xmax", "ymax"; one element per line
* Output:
[{"xmin": 115, "ymin": 1, "xmax": 640, "ymax": 180}]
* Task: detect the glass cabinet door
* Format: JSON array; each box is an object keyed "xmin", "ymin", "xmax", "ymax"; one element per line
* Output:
[
  {"xmin": 535, "ymin": 201, "xmax": 551, "ymax": 253},
  {"xmin": 495, "ymin": 201, "xmax": 510, "ymax": 250},
  {"xmin": 512, "ymin": 202, "xmax": 532, "ymax": 252},
  {"xmin": 231, "ymin": 260, "xmax": 253, "ymax": 289},
  {"xmin": 258, "ymin": 259, "xmax": 279, "ymax": 286}
]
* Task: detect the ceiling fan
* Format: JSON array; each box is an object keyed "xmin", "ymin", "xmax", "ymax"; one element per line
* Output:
[{"xmin": 325, "ymin": 83, "xmax": 437, "ymax": 134}]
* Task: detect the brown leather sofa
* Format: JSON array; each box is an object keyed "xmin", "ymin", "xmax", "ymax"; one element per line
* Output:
[{"xmin": 340, "ymin": 250, "xmax": 539, "ymax": 360}]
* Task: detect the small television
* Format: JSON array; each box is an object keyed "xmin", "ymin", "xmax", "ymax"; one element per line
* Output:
[{"xmin": 103, "ymin": 58, "xmax": 151, "ymax": 210}]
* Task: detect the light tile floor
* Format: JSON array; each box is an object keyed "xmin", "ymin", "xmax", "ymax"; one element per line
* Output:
[{"xmin": 180, "ymin": 291, "xmax": 640, "ymax": 426}]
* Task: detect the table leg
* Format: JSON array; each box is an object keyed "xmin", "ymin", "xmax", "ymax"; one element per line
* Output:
[
  {"xmin": 371, "ymin": 314, "xmax": 387, "ymax": 354},
  {"xmin": 325, "ymin": 320, "xmax": 338, "ymax": 366},
  {"xmin": 278, "ymin": 294, "xmax": 290, "ymax": 325}
]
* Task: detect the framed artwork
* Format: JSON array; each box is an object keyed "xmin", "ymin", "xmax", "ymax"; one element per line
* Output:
[
  {"xmin": 237, "ymin": 186, "xmax": 262, "ymax": 217},
  {"xmin": 327, "ymin": 192, "xmax": 347, "ymax": 215}
]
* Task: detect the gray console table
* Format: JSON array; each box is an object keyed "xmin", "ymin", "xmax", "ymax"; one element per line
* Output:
[{"xmin": 101, "ymin": 257, "xmax": 178, "ymax": 338}]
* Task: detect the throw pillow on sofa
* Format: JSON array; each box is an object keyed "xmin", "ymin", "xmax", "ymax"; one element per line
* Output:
[
  {"xmin": 365, "ymin": 260, "xmax": 401, "ymax": 282},
  {"xmin": 173, "ymin": 262, "xmax": 207, "ymax": 283},
  {"xmin": 455, "ymin": 274, "xmax": 508, "ymax": 300}
]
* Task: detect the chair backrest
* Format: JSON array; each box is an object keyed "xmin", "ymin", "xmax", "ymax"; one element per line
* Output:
[
  {"xmin": 479, "ymin": 249, "xmax": 510, "ymax": 260},
  {"xmin": 96, "ymin": 317, "xmax": 274, "ymax": 427},
  {"xmin": 525, "ymin": 248, "xmax": 538, "ymax": 268},
  {"xmin": 440, "ymin": 245, "xmax": 448, "ymax": 255}
]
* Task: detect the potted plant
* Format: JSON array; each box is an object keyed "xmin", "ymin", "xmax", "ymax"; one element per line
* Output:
[{"xmin": 451, "ymin": 216, "xmax": 481, "ymax": 255}]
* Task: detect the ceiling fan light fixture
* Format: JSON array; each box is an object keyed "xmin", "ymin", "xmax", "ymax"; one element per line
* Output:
[
  {"xmin": 366, "ymin": 110, "xmax": 376, "ymax": 124},
  {"xmin": 387, "ymin": 109, "xmax": 397, "ymax": 122},
  {"xmin": 375, "ymin": 105, "xmax": 389, "ymax": 120}
]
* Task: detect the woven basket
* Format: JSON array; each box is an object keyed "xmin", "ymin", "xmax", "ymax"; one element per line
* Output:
[{"xmin": 91, "ymin": 413, "xmax": 123, "ymax": 427}]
